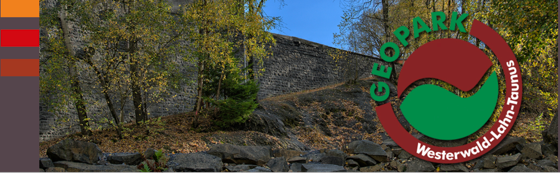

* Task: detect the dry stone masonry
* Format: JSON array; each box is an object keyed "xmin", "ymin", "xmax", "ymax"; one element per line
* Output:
[{"xmin": 39, "ymin": 26, "xmax": 390, "ymax": 141}]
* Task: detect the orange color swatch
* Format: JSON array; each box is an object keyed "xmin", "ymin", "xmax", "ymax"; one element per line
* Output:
[
  {"xmin": 1, "ymin": 0, "xmax": 39, "ymax": 17},
  {"xmin": 0, "ymin": 59, "xmax": 39, "ymax": 76}
]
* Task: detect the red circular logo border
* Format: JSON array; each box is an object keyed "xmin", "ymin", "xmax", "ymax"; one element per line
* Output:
[{"xmin": 376, "ymin": 20, "xmax": 523, "ymax": 164}]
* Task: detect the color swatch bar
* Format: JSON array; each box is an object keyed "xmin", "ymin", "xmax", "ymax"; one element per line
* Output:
[
  {"xmin": 1, "ymin": 29, "xmax": 39, "ymax": 47},
  {"xmin": 1, "ymin": 0, "xmax": 39, "ymax": 17},
  {"xmin": 0, "ymin": 59, "xmax": 39, "ymax": 76}
]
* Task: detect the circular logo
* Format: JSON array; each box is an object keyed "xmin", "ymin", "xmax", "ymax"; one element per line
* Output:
[{"xmin": 376, "ymin": 20, "xmax": 523, "ymax": 163}]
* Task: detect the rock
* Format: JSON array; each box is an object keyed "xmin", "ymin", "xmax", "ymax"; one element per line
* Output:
[
  {"xmin": 528, "ymin": 163, "xmax": 544, "ymax": 172},
  {"xmin": 272, "ymin": 149, "xmax": 305, "ymax": 161},
  {"xmin": 207, "ymin": 144, "xmax": 271, "ymax": 166},
  {"xmin": 301, "ymin": 163, "xmax": 346, "ymax": 172},
  {"xmin": 496, "ymin": 153, "xmax": 522, "ymax": 169},
  {"xmin": 439, "ymin": 164, "xmax": 468, "ymax": 172},
  {"xmin": 392, "ymin": 147, "xmax": 403, "ymax": 155},
  {"xmin": 289, "ymin": 162, "xmax": 303, "ymax": 172},
  {"xmin": 320, "ymin": 156, "xmax": 345, "ymax": 166},
  {"xmin": 164, "ymin": 167, "xmax": 174, "ymax": 172},
  {"xmin": 225, "ymin": 164, "xmax": 257, "ymax": 172},
  {"xmin": 40, "ymin": 169, "xmax": 45, "ymax": 172},
  {"xmin": 385, "ymin": 148, "xmax": 394, "ymax": 159},
  {"xmin": 53, "ymin": 161, "xmax": 138, "ymax": 172},
  {"xmin": 40, "ymin": 158, "xmax": 54, "ymax": 169},
  {"xmin": 304, "ymin": 151, "xmax": 327, "ymax": 162},
  {"xmin": 543, "ymin": 165, "xmax": 558, "ymax": 172},
  {"xmin": 537, "ymin": 159, "xmax": 557, "ymax": 168},
  {"xmin": 167, "ymin": 152, "xmax": 223, "ymax": 172},
  {"xmin": 541, "ymin": 143, "xmax": 558, "ymax": 156},
  {"xmin": 482, "ymin": 155, "xmax": 497, "ymax": 169},
  {"xmin": 346, "ymin": 140, "xmax": 388, "ymax": 162},
  {"xmin": 325, "ymin": 149, "xmax": 347, "ymax": 159},
  {"xmin": 406, "ymin": 158, "xmax": 435, "ymax": 172},
  {"xmin": 474, "ymin": 168, "xmax": 499, "ymax": 172},
  {"xmin": 508, "ymin": 164, "xmax": 537, "ymax": 172},
  {"xmin": 360, "ymin": 165, "xmax": 383, "ymax": 172},
  {"xmin": 520, "ymin": 143, "xmax": 543, "ymax": 159},
  {"xmin": 346, "ymin": 159, "xmax": 359, "ymax": 167},
  {"xmin": 382, "ymin": 139, "xmax": 399, "ymax": 148},
  {"xmin": 347, "ymin": 154, "xmax": 377, "ymax": 167},
  {"xmin": 398, "ymin": 150, "xmax": 412, "ymax": 160},
  {"xmin": 46, "ymin": 139, "xmax": 103, "ymax": 164},
  {"xmin": 143, "ymin": 148, "xmax": 156, "ymax": 160},
  {"xmin": 266, "ymin": 157, "xmax": 289, "ymax": 172},
  {"xmin": 397, "ymin": 163, "xmax": 406, "ymax": 172},
  {"xmin": 247, "ymin": 166, "xmax": 272, "ymax": 172},
  {"xmin": 389, "ymin": 160, "xmax": 398, "ymax": 169},
  {"xmin": 45, "ymin": 167, "xmax": 66, "ymax": 172},
  {"xmin": 542, "ymin": 113, "xmax": 558, "ymax": 146},
  {"xmin": 490, "ymin": 137, "xmax": 526, "ymax": 155},
  {"xmin": 287, "ymin": 156, "xmax": 307, "ymax": 163},
  {"xmin": 107, "ymin": 153, "xmax": 143, "ymax": 165}
]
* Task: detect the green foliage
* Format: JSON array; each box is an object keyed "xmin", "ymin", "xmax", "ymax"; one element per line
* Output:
[
  {"xmin": 138, "ymin": 149, "xmax": 168, "ymax": 172},
  {"xmin": 203, "ymin": 59, "xmax": 259, "ymax": 128}
]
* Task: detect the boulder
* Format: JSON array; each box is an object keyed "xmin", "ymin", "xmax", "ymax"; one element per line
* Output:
[
  {"xmin": 272, "ymin": 149, "xmax": 305, "ymax": 160},
  {"xmin": 537, "ymin": 159, "xmax": 557, "ymax": 168},
  {"xmin": 474, "ymin": 168, "xmax": 499, "ymax": 172},
  {"xmin": 542, "ymin": 113, "xmax": 558, "ymax": 146},
  {"xmin": 382, "ymin": 139, "xmax": 399, "ymax": 148},
  {"xmin": 398, "ymin": 150, "xmax": 412, "ymax": 160},
  {"xmin": 385, "ymin": 148, "xmax": 394, "ymax": 159},
  {"xmin": 266, "ymin": 157, "xmax": 289, "ymax": 172},
  {"xmin": 482, "ymin": 155, "xmax": 497, "ymax": 169},
  {"xmin": 406, "ymin": 158, "xmax": 435, "ymax": 172},
  {"xmin": 496, "ymin": 153, "xmax": 522, "ymax": 169},
  {"xmin": 347, "ymin": 154, "xmax": 377, "ymax": 167},
  {"xmin": 40, "ymin": 158, "xmax": 54, "ymax": 169},
  {"xmin": 247, "ymin": 166, "xmax": 272, "ymax": 172},
  {"xmin": 325, "ymin": 149, "xmax": 347, "ymax": 160},
  {"xmin": 107, "ymin": 153, "xmax": 143, "ymax": 165},
  {"xmin": 360, "ymin": 165, "xmax": 384, "ymax": 172},
  {"xmin": 287, "ymin": 156, "xmax": 307, "ymax": 163},
  {"xmin": 143, "ymin": 148, "xmax": 156, "ymax": 160},
  {"xmin": 303, "ymin": 151, "xmax": 327, "ymax": 162},
  {"xmin": 53, "ymin": 161, "xmax": 138, "ymax": 172},
  {"xmin": 392, "ymin": 147, "xmax": 403, "ymax": 155},
  {"xmin": 207, "ymin": 144, "xmax": 271, "ymax": 166},
  {"xmin": 507, "ymin": 164, "xmax": 537, "ymax": 172},
  {"xmin": 519, "ymin": 143, "xmax": 543, "ymax": 159},
  {"xmin": 346, "ymin": 140, "xmax": 387, "ymax": 162},
  {"xmin": 167, "ymin": 152, "xmax": 223, "ymax": 172},
  {"xmin": 439, "ymin": 164, "xmax": 468, "ymax": 172},
  {"xmin": 320, "ymin": 156, "xmax": 345, "ymax": 166},
  {"xmin": 289, "ymin": 162, "xmax": 303, "ymax": 172},
  {"xmin": 541, "ymin": 143, "xmax": 558, "ymax": 156},
  {"xmin": 225, "ymin": 164, "xmax": 257, "ymax": 172},
  {"xmin": 490, "ymin": 137, "xmax": 526, "ymax": 155},
  {"xmin": 45, "ymin": 167, "xmax": 66, "ymax": 172},
  {"xmin": 301, "ymin": 163, "xmax": 346, "ymax": 172},
  {"xmin": 46, "ymin": 139, "xmax": 104, "ymax": 164},
  {"xmin": 543, "ymin": 165, "xmax": 558, "ymax": 172},
  {"xmin": 346, "ymin": 159, "xmax": 359, "ymax": 167}
]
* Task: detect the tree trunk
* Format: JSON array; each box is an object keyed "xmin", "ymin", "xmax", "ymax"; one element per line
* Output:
[
  {"xmin": 382, "ymin": 0, "xmax": 397, "ymax": 84},
  {"xmin": 59, "ymin": 5, "xmax": 91, "ymax": 136}
]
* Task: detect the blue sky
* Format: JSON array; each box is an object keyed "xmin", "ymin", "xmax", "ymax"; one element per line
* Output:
[{"xmin": 263, "ymin": 0, "xmax": 344, "ymax": 48}]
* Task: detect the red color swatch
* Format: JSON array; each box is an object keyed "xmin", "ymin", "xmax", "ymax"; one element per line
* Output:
[
  {"xmin": 1, "ymin": 59, "xmax": 39, "ymax": 76},
  {"xmin": 1, "ymin": 30, "xmax": 39, "ymax": 47}
]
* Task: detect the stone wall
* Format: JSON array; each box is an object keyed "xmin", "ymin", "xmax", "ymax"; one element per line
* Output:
[{"xmin": 39, "ymin": 1, "xmax": 394, "ymax": 142}]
